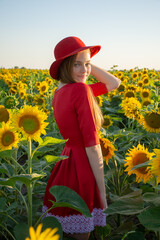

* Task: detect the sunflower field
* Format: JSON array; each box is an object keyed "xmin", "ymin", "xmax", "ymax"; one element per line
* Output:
[{"xmin": 0, "ymin": 66, "xmax": 160, "ymax": 240}]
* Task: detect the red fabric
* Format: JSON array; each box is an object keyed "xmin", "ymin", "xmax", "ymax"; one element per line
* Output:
[
  {"xmin": 89, "ymin": 82, "xmax": 108, "ymax": 97},
  {"xmin": 43, "ymin": 82, "xmax": 108, "ymax": 217}
]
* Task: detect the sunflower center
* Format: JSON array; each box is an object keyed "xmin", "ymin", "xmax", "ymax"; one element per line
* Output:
[
  {"xmin": 142, "ymin": 92, "xmax": 149, "ymax": 98},
  {"xmin": 133, "ymin": 152, "xmax": 149, "ymax": 174},
  {"xmin": 125, "ymin": 91, "xmax": 135, "ymax": 98},
  {"xmin": 2, "ymin": 130, "xmax": 15, "ymax": 146},
  {"xmin": 104, "ymin": 119, "xmax": 111, "ymax": 127},
  {"xmin": 100, "ymin": 139, "xmax": 109, "ymax": 156},
  {"xmin": 0, "ymin": 108, "xmax": 10, "ymax": 123},
  {"xmin": 41, "ymin": 86, "xmax": 46, "ymax": 92},
  {"xmin": 19, "ymin": 115, "xmax": 40, "ymax": 134},
  {"xmin": 145, "ymin": 112, "xmax": 160, "ymax": 129}
]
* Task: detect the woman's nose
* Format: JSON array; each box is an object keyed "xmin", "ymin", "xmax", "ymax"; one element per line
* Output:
[{"xmin": 81, "ymin": 64, "xmax": 87, "ymax": 72}]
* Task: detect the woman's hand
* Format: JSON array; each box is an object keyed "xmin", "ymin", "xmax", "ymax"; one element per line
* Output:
[{"xmin": 91, "ymin": 64, "xmax": 121, "ymax": 91}]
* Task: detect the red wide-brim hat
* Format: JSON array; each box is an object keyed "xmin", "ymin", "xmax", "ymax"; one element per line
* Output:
[{"xmin": 49, "ymin": 36, "xmax": 101, "ymax": 80}]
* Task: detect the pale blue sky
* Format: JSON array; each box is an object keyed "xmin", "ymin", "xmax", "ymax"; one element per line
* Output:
[{"xmin": 0, "ymin": 0, "xmax": 160, "ymax": 70}]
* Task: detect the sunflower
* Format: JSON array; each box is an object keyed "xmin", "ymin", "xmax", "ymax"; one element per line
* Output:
[
  {"xmin": 142, "ymin": 98, "xmax": 152, "ymax": 107},
  {"xmin": 33, "ymin": 95, "xmax": 46, "ymax": 107},
  {"xmin": 35, "ymin": 81, "xmax": 41, "ymax": 89},
  {"xmin": 142, "ymin": 77, "xmax": 149, "ymax": 86},
  {"xmin": 12, "ymin": 105, "xmax": 48, "ymax": 141},
  {"xmin": 38, "ymin": 81, "xmax": 49, "ymax": 94},
  {"xmin": 25, "ymin": 223, "xmax": 60, "ymax": 240},
  {"xmin": 124, "ymin": 143, "xmax": 154, "ymax": 183},
  {"xmin": 124, "ymin": 90, "xmax": 135, "ymax": 98},
  {"xmin": 137, "ymin": 80, "xmax": 143, "ymax": 87},
  {"xmin": 139, "ymin": 110, "xmax": 160, "ymax": 133},
  {"xmin": 117, "ymin": 71, "xmax": 123, "ymax": 79},
  {"xmin": 0, "ymin": 106, "xmax": 10, "ymax": 123},
  {"xmin": 95, "ymin": 96, "xmax": 103, "ymax": 107},
  {"xmin": 150, "ymin": 149, "xmax": 160, "ymax": 184},
  {"xmin": 140, "ymin": 88, "xmax": 151, "ymax": 99},
  {"xmin": 99, "ymin": 137, "xmax": 116, "ymax": 164},
  {"xmin": 102, "ymin": 115, "xmax": 113, "ymax": 129},
  {"xmin": 126, "ymin": 84, "xmax": 137, "ymax": 92},
  {"xmin": 9, "ymin": 87, "xmax": 17, "ymax": 95},
  {"xmin": 132, "ymin": 72, "xmax": 138, "ymax": 80},
  {"xmin": 0, "ymin": 122, "xmax": 19, "ymax": 150},
  {"xmin": 46, "ymin": 77, "xmax": 53, "ymax": 85},
  {"xmin": 121, "ymin": 97, "xmax": 141, "ymax": 120},
  {"xmin": 2, "ymin": 95, "xmax": 18, "ymax": 109},
  {"xmin": 117, "ymin": 83, "xmax": 125, "ymax": 92},
  {"xmin": 19, "ymin": 89, "xmax": 26, "ymax": 99}
]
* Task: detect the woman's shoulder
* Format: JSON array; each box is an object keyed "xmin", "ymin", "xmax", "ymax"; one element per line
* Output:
[{"xmin": 71, "ymin": 82, "xmax": 90, "ymax": 92}]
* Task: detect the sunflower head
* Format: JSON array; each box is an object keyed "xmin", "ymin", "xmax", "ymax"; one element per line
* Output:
[
  {"xmin": 38, "ymin": 81, "xmax": 49, "ymax": 94},
  {"xmin": 139, "ymin": 110, "xmax": 160, "ymax": 133},
  {"xmin": 121, "ymin": 97, "xmax": 141, "ymax": 120},
  {"xmin": 150, "ymin": 149, "xmax": 160, "ymax": 184},
  {"xmin": 102, "ymin": 115, "xmax": 113, "ymax": 129},
  {"xmin": 0, "ymin": 122, "xmax": 19, "ymax": 150},
  {"xmin": 25, "ymin": 223, "xmax": 60, "ymax": 240},
  {"xmin": 2, "ymin": 95, "xmax": 18, "ymax": 109},
  {"xmin": 124, "ymin": 143, "xmax": 154, "ymax": 183},
  {"xmin": 95, "ymin": 96, "xmax": 103, "ymax": 107},
  {"xmin": 140, "ymin": 88, "xmax": 151, "ymax": 99},
  {"xmin": 124, "ymin": 90, "xmax": 135, "ymax": 98},
  {"xmin": 142, "ymin": 98, "xmax": 152, "ymax": 107},
  {"xmin": 142, "ymin": 77, "xmax": 150, "ymax": 86},
  {"xmin": 12, "ymin": 105, "xmax": 48, "ymax": 141},
  {"xmin": 99, "ymin": 137, "xmax": 116, "ymax": 164},
  {"xmin": 0, "ymin": 106, "xmax": 10, "ymax": 123}
]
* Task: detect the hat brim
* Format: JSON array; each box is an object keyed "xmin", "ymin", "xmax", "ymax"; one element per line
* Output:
[{"xmin": 49, "ymin": 45, "xmax": 101, "ymax": 80}]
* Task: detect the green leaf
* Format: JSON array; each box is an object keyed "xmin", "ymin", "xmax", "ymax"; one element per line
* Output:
[
  {"xmin": 0, "ymin": 150, "xmax": 13, "ymax": 159},
  {"xmin": 131, "ymin": 161, "xmax": 150, "ymax": 170},
  {"xmin": 0, "ymin": 173, "xmax": 46, "ymax": 188},
  {"xmin": 0, "ymin": 177, "xmax": 15, "ymax": 187},
  {"xmin": 138, "ymin": 206, "xmax": 160, "ymax": 231},
  {"xmin": 122, "ymin": 231, "xmax": 145, "ymax": 240},
  {"xmin": 49, "ymin": 185, "xmax": 92, "ymax": 217},
  {"xmin": 0, "ymin": 197, "xmax": 6, "ymax": 212},
  {"xmin": 42, "ymin": 216, "xmax": 63, "ymax": 240},
  {"xmin": 44, "ymin": 155, "xmax": 68, "ymax": 163},
  {"xmin": 105, "ymin": 191, "xmax": 144, "ymax": 215},
  {"xmin": 39, "ymin": 137, "xmax": 67, "ymax": 148},
  {"xmin": 143, "ymin": 192, "xmax": 160, "ymax": 206},
  {"xmin": 13, "ymin": 223, "xmax": 29, "ymax": 240}
]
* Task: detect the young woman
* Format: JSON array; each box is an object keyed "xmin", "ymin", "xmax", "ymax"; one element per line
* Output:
[{"xmin": 43, "ymin": 36, "xmax": 121, "ymax": 240}]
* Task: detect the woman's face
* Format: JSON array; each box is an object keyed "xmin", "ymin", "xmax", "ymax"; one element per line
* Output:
[{"xmin": 72, "ymin": 50, "xmax": 91, "ymax": 83}]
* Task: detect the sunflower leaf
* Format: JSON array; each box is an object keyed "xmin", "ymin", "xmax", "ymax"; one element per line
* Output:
[
  {"xmin": 105, "ymin": 191, "xmax": 144, "ymax": 215},
  {"xmin": 44, "ymin": 155, "xmax": 68, "ymax": 163},
  {"xmin": 49, "ymin": 185, "xmax": 92, "ymax": 217},
  {"xmin": 0, "ymin": 150, "xmax": 13, "ymax": 159},
  {"xmin": 143, "ymin": 192, "xmax": 160, "ymax": 205},
  {"xmin": 131, "ymin": 161, "xmax": 150, "ymax": 170},
  {"xmin": 42, "ymin": 216, "xmax": 63, "ymax": 240},
  {"xmin": 39, "ymin": 137, "xmax": 67, "ymax": 147},
  {"xmin": 138, "ymin": 206, "xmax": 160, "ymax": 231},
  {"xmin": 0, "ymin": 173, "xmax": 46, "ymax": 188}
]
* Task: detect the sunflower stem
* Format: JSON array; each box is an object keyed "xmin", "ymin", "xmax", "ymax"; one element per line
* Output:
[
  {"xmin": 27, "ymin": 139, "xmax": 32, "ymax": 227},
  {"xmin": 34, "ymin": 206, "xmax": 54, "ymax": 228}
]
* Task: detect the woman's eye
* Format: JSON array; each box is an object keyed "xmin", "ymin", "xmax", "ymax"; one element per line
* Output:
[
  {"xmin": 74, "ymin": 63, "xmax": 80, "ymax": 67},
  {"xmin": 85, "ymin": 63, "xmax": 91, "ymax": 67}
]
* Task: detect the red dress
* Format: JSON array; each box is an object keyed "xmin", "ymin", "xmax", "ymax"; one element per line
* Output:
[{"xmin": 43, "ymin": 82, "xmax": 108, "ymax": 234}]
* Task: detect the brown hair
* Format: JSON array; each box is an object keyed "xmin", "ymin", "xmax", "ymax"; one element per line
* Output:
[{"xmin": 57, "ymin": 53, "xmax": 104, "ymax": 131}]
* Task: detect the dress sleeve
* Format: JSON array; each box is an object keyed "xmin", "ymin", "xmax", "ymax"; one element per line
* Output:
[
  {"xmin": 73, "ymin": 83, "xmax": 100, "ymax": 147},
  {"xmin": 89, "ymin": 82, "xmax": 108, "ymax": 97}
]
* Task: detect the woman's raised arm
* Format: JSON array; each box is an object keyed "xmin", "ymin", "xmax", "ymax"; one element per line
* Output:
[{"xmin": 91, "ymin": 64, "xmax": 121, "ymax": 91}]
